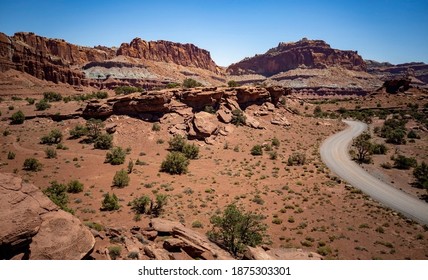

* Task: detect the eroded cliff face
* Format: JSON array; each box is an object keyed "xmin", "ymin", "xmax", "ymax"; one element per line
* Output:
[
  {"xmin": 0, "ymin": 32, "xmax": 222, "ymax": 87},
  {"xmin": 117, "ymin": 38, "xmax": 220, "ymax": 73},
  {"xmin": 227, "ymin": 38, "xmax": 366, "ymax": 76}
]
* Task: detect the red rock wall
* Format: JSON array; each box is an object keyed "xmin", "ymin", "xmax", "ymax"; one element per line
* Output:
[{"xmin": 227, "ymin": 39, "xmax": 366, "ymax": 76}]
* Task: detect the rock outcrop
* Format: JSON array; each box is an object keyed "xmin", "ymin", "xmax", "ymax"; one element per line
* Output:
[
  {"xmin": 0, "ymin": 173, "xmax": 95, "ymax": 259},
  {"xmin": 367, "ymin": 60, "xmax": 428, "ymax": 85},
  {"xmin": 227, "ymin": 38, "xmax": 366, "ymax": 76}
]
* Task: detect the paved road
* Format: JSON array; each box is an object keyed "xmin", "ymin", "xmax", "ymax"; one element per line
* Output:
[{"xmin": 320, "ymin": 120, "xmax": 428, "ymax": 225}]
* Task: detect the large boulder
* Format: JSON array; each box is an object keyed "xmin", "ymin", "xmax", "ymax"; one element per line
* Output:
[
  {"xmin": 0, "ymin": 173, "xmax": 95, "ymax": 259},
  {"xmin": 192, "ymin": 111, "xmax": 219, "ymax": 138}
]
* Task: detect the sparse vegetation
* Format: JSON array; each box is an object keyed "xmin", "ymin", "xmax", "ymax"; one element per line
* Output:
[
  {"xmin": 228, "ymin": 80, "xmax": 238, "ymax": 87},
  {"xmin": 250, "ymin": 145, "xmax": 263, "ymax": 156},
  {"xmin": 114, "ymin": 86, "xmax": 142, "ymax": 95},
  {"xmin": 152, "ymin": 123, "xmax": 161, "ymax": 131},
  {"xmin": 101, "ymin": 193, "xmax": 120, "ymax": 211},
  {"xmin": 379, "ymin": 118, "xmax": 407, "ymax": 144},
  {"xmin": 43, "ymin": 181, "xmax": 73, "ymax": 214},
  {"xmin": 413, "ymin": 162, "xmax": 428, "ymax": 191},
  {"xmin": 130, "ymin": 194, "xmax": 167, "ymax": 217},
  {"xmin": 393, "ymin": 155, "xmax": 417, "ymax": 170},
  {"xmin": 105, "ymin": 147, "xmax": 127, "ymax": 165},
  {"xmin": 7, "ymin": 151, "xmax": 16, "ymax": 160},
  {"xmin": 67, "ymin": 180, "xmax": 84, "ymax": 193},
  {"xmin": 94, "ymin": 133, "xmax": 113, "ymax": 150},
  {"xmin": 69, "ymin": 124, "xmax": 88, "ymax": 139},
  {"xmin": 352, "ymin": 132, "xmax": 372, "ymax": 163},
  {"xmin": 183, "ymin": 78, "xmax": 203, "ymax": 88},
  {"xmin": 287, "ymin": 152, "xmax": 306, "ymax": 166},
  {"xmin": 207, "ymin": 204, "xmax": 267, "ymax": 257},
  {"xmin": 45, "ymin": 147, "xmax": 57, "ymax": 158},
  {"xmin": 160, "ymin": 152, "xmax": 189, "ymax": 175},
  {"xmin": 23, "ymin": 158, "xmax": 42, "ymax": 171},
  {"xmin": 108, "ymin": 246, "xmax": 121, "ymax": 260},
  {"xmin": 43, "ymin": 92, "xmax": 62, "ymax": 102},
  {"xmin": 40, "ymin": 129, "xmax": 63, "ymax": 145},
  {"xmin": 11, "ymin": 110, "xmax": 25, "ymax": 124},
  {"xmin": 112, "ymin": 169, "xmax": 130, "ymax": 188},
  {"xmin": 35, "ymin": 99, "xmax": 51, "ymax": 111},
  {"xmin": 231, "ymin": 109, "xmax": 246, "ymax": 126}
]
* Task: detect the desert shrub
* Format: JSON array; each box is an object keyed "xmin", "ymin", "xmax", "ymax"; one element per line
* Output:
[
  {"xmin": 352, "ymin": 132, "xmax": 372, "ymax": 163},
  {"xmin": 7, "ymin": 151, "xmax": 15, "ymax": 160},
  {"xmin": 112, "ymin": 169, "xmax": 130, "ymax": 188},
  {"xmin": 101, "ymin": 193, "xmax": 120, "ymax": 211},
  {"xmin": 152, "ymin": 194, "xmax": 168, "ymax": 216},
  {"xmin": 287, "ymin": 152, "xmax": 306, "ymax": 166},
  {"xmin": 35, "ymin": 99, "xmax": 51, "ymax": 111},
  {"xmin": 228, "ymin": 80, "xmax": 238, "ymax": 87},
  {"xmin": 45, "ymin": 147, "xmax": 57, "ymax": 158},
  {"xmin": 413, "ymin": 162, "xmax": 428, "ymax": 190},
  {"xmin": 84, "ymin": 221, "xmax": 104, "ymax": 232},
  {"xmin": 3, "ymin": 129, "xmax": 10, "ymax": 136},
  {"xmin": 127, "ymin": 159, "xmax": 134, "ymax": 174},
  {"xmin": 108, "ymin": 246, "xmax": 121, "ymax": 260},
  {"xmin": 69, "ymin": 124, "xmax": 88, "ymax": 139},
  {"xmin": 23, "ymin": 158, "xmax": 42, "ymax": 171},
  {"xmin": 271, "ymin": 137, "xmax": 280, "ymax": 148},
  {"xmin": 269, "ymin": 151, "xmax": 278, "ymax": 160},
  {"xmin": 94, "ymin": 133, "xmax": 113, "ymax": 150},
  {"xmin": 131, "ymin": 195, "xmax": 151, "ymax": 214},
  {"xmin": 371, "ymin": 143, "xmax": 388, "ymax": 155},
  {"xmin": 40, "ymin": 129, "xmax": 63, "ymax": 145},
  {"xmin": 168, "ymin": 134, "xmax": 187, "ymax": 152},
  {"xmin": 380, "ymin": 162, "xmax": 393, "ymax": 169},
  {"xmin": 317, "ymin": 246, "xmax": 332, "ymax": 256},
  {"xmin": 250, "ymin": 145, "xmax": 263, "ymax": 156},
  {"xmin": 207, "ymin": 204, "xmax": 266, "ymax": 257},
  {"xmin": 86, "ymin": 119, "xmax": 104, "ymax": 141},
  {"xmin": 72, "ymin": 91, "xmax": 108, "ymax": 101},
  {"xmin": 183, "ymin": 78, "xmax": 202, "ymax": 88},
  {"xmin": 43, "ymin": 92, "xmax": 62, "ymax": 102},
  {"xmin": 26, "ymin": 97, "xmax": 36, "ymax": 105},
  {"xmin": 160, "ymin": 152, "xmax": 189, "ymax": 175},
  {"xmin": 8, "ymin": 105, "xmax": 14, "ymax": 110},
  {"xmin": 67, "ymin": 180, "xmax": 84, "ymax": 193},
  {"xmin": 380, "ymin": 118, "xmax": 407, "ymax": 144},
  {"xmin": 204, "ymin": 105, "xmax": 216, "ymax": 114},
  {"xmin": 43, "ymin": 181, "xmax": 73, "ymax": 213},
  {"xmin": 152, "ymin": 123, "xmax": 161, "ymax": 131},
  {"xmin": 393, "ymin": 155, "xmax": 417, "ymax": 170},
  {"xmin": 166, "ymin": 82, "xmax": 181, "ymax": 88},
  {"xmin": 11, "ymin": 110, "xmax": 25, "ymax": 124},
  {"xmin": 114, "ymin": 86, "xmax": 142, "ymax": 95},
  {"xmin": 407, "ymin": 130, "xmax": 420, "ymax": 139},
  {"xmin": 192, "ymin": 220, "xmax": 203, "ymax": 228},
  {"xmin": 105, "ymin": 147, "xmax": 126, "ymax": 165},
  {"xmin": 182, "ymin": 143, "xmax": 199, "ymax": 159},
  {"xmin": 313, "ymin": 105, "xmax": 323, "ymax": 117},
  {"xmin": 231, "ymin": 109, "xmax": 246, "ymax": 126}
]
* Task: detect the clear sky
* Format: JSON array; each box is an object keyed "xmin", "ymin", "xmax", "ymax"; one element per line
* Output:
[{"xmin": 1, "ymin": 0, "xmax": 427, "ymax": 66}]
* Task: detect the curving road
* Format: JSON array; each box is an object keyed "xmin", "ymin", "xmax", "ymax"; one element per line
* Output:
[{"xmin": 320, "ymin": 120, "xmax": 428, "ymax": 225}]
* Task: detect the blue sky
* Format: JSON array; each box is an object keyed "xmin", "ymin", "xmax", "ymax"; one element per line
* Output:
[{"xmin": 1, "ymin": 0, "xmax": 427, "ymax": 66}]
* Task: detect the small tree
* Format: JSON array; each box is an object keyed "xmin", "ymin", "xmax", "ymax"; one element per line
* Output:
[
  {"xmin": 207, "ymin": 204, "xmax": 267, "ymax": 257},
  {"xmin": 112, "ymin": 169, "xmax": 130, "ymax": 188},
  {"xmin": 7, "ymin": 151, "xmax": 16, "ymax": 160},
  {"xmin": 105, "ymin": 147, "xmax": 126, "ymax": 165},
  {"xmin": 152, "ymin": 194, "xmax": 168, "ymax": 216},
  {"xmin": 160, "ymin": 152, "xmax": 189, "ymax": 175},
  {"xmin": 250, "ymin": 145, "xmax": 263, "ymax": 156},
  {"xmin": 86, "ymin": 119, "xmax": 104, "ymax": 141},
  {"xmin": 43, "ymin": 181, "xmax": 73, "ymax": 213},
  {"xmin": 231, "ymin": 109, "xmax": 246, "ymax": 126},
  {"xmin": 23, "ymin": 158, "xmax": 42, "ymax": 171},
  {"xmin": 101, "ymin": 193, "xmax": 120, "ymax": 211},
  {"xmin": 94, "ymin": 133, "xmax": 113, "ymax": 150},
  {"xmin": 43, "ymin": 92, "xmax": 62, "ymax": 102},
  {"xmin": 11, "ymin": 110, "xmax": 25, "ymax": 124},
  {"xmin": 352, "ymin": 132, "xmax": 372, "ymax": 164},
  {"xmin": 130, "ymin": 195, "xmax": 151, "ymax": 214},
  {"xmin": 228, "ymin": 80, "xmax": 238, "ymax": 87},
  {"xmin": 413, "ymin": 162, "xmax": 428, "ymax": 191},
  {"xmin": 67, "ymin": 180, "xmax": 84, "ymax": 193}
]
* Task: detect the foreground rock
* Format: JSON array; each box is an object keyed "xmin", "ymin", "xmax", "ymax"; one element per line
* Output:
[{"xmin": 0, "ymin": 173, "xmax": 95, "ymax": 259}]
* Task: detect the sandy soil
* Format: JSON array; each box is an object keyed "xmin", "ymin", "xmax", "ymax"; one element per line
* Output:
[{"xmin": 0, "ymin": 88, "xmax": 427, "ymax": 260}]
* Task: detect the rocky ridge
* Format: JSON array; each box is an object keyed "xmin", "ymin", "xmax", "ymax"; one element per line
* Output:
[{"xmin": 0, "ymin": 173, "xmax": 95, "ymax": 259}]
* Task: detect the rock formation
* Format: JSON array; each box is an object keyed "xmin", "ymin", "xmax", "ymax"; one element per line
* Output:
[
  {"xmin": 0, "ymin": 173, "xmax": 95, "ymax": 259},
  {"xmin": 227, "ymin": 38, "xmax": 366, "ymax": 76},
  {"xmin": 367, "ymin": 60, "xmax": 428, "ymax": 86}
]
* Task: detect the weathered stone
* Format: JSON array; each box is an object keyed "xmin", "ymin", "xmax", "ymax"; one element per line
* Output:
[
  {"xmin": 143, "ymin": 245, "xmax": 171, "ymax": 260},
  {"xmin": 271, "ymin": 113, "xmax": 291, "ymax": 126},
  {"xmin": 192, "ymin": 111, "xmax": 219, "ymax": 138},
  {"xmin": 105, "ymin": 123, "xmax": 117, "ymax": 134},
  {"xmin": 217, "ymin": 108, "xmax": 233, "ymax": 123},
  {"xmin": 244, "ymin": 113, "xmax": 261, "ymax": 129},
  {"xmin": 150, "ymin": 218, "xmax": 184, "ymax": 234}
]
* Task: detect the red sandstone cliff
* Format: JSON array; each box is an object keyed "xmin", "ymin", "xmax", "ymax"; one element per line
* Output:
[{"xmin": 227, "ymin": 38, "xmax": 366, "ymax": 76}]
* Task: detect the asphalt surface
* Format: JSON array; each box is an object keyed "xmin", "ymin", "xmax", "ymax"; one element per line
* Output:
[{"xmin": 320, "ymin": 120, "xmax": 428, "ymax": 225}]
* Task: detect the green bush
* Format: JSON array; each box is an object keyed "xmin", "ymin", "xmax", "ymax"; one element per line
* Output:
[
  {"xmin": 114, "ymin": 86, "xmax": 142, "ymax": 95},
  {"xmin": 183, "ymin": 78, "xmax": 202, "ymax": 88},
  {"xmin": 40, "ymin": 129, "xmax": 63, "ymax": 145},
  {"xmin": 11, "ymin": 110, "xmax": 25, "ymax": 124},
  {"xmin": 101, "ymin": 193, "xmax": 120, "ymax": 211},
  {"xmin": 35, "ymin": 99, "xmax": 51, "ymax": 111},
  {"xmin": 207, "ymin": 204, "xmax": 266, "ymax": 257},
  {"xmin": 69, "ymin": 124, "xmax": 88, "ymax": 139},
  {"xmin": 393, "ymin": 155, "xmax": 417, "ymax": 170},
  {"xmin": 130, "ymin": 195, "xmax": 151, "ymax": 214},
  {"xmin": 380, "ymin": 118, "xmax": 407, "ymax": 144},
  {"xmin": 192, "ymin": 220, "xmax": 203, "ymax": 228},
  {"xmin": 160, "ymin": 152, "xmax": 189, "ymax": 175},
  {"xmin": 86, "ymin": 119, "xmax": 104, "ymax": 141},
  {"xmin": 166, "ymin": 82, "xmax": 181, "ymax": 89},
  {"xmin": 250, "ymin": 145, "xmax": 263, "ymax": 156},
  {"xmin": 407, "ymin": 130, "xmax": 420, "ymax": 139},
  {"xmin": 43, "ymin": 92, "xmax": 62, "ymax": 102},
  {"xmin": 287, "ymin": 152, "xmax": 306, "ymax": 166},
  {"xmin": 45, "ymin": 147, "xmax": 57, "ymax": 158},
  {"xmin": 269, "ymin": 151, "xmax": 278, "ymax": 160},
  {"xmin": 371, "ymin": 143, "xmax": 388, "ymax": 155},
  {"xmin": 112, "ymin": 169, "xmax": 130, "ymax": 188},
  {"xmin": 182, "ymin": 143, "xmax": 199, "ymax": 159},
  {"xmin": 7, "ymin": 151, "xmax": 16, "ymax": 160},
  {"xmin": 23, "ymin": 158, "xmax": 42, "ymax": 171},
  {"xmin": 105, "ymin": 147, "xmax": 126, "ymax": 165},
  {"xmin": 228, "ymin": 80, "xmax": 238, "ymax": 87},
  {"xmin": 43, "ymin": 181, "xmax": 73, "ymax": 213},
  {"xmin": 26, "ymin": 97, "xmax": 36, "ymax": 105},
  {"xmin": 94, "ymin": 133, "xmax": 113, "ymax": 150},
  {"xmin": 152, "ymin": 123, "xmax": 161, "ymax": 131},
  {"xmin": 413, "ymin": 162, "xmax": 428, "ymax": 190},
  {"xmin": 231, "ymin": 109, "xmax": 246, "ymax": 126},
  {"xmin": 168, "ymin": 134, "xmax": 186, "ymax": 151},
  {"xmin": 108, "ymin": 246, "xmax": 121, "ymax": 260},
  {"xmin": 271, "ymin": 137, "xmax": 280, "ymax": 148},
  {"xmin": 67, "ymin": 180, "xmax": 84, "ymax": 193}
]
